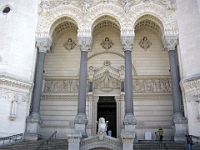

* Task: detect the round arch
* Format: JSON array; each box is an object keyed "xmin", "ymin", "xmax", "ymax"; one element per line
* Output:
[
  {"xmin": 86, "ymin": 4, "xmax": 128, "ymax": 32},
  {"xmin": 129, "ymin": 3, "xmax": 178, "ymax": 35},
  {"xmin": 36, "ymin": 5, "xmax": 82, "ymax": 38}
]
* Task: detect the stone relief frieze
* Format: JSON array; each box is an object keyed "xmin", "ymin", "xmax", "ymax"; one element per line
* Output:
[
  {"xmin": 44, "ymin": 79, "xmax": 79, "ymax": 93},
  {"xmin": 133, "ymin": 78, "xmax": 172, "ymax": 93},
  {"xmin": 43, "ymin": 77, "xmax": 172, "ymax": 93},
  {"xmin": 139, "ymin": 36, "xmax": 152, "ymax": 50},
  {"xmin": 94, "ymin": 70, "xmax": 121, "ymax": 91}
]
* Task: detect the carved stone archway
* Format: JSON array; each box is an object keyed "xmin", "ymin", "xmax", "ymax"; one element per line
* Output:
[{"xmin": 129, "ymin": 2, "xmax": 178, "ymax": 36}]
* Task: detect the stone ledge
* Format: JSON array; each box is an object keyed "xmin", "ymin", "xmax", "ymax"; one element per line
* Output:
[{"xmin": 0, "ymin": 75, "xmax": 32, "ymax": 92}]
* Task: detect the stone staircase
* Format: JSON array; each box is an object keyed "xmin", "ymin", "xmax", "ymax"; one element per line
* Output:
[
  {"xmin": 134, "ymin": 140, "xmax": 200, "ymax": 150},
  {"xmin": 1, "ymin": 139, "xmax": 200, "ymax": 150},
  {"xmin": 0, "ymin": 139, "xmax": 68, "ymax": 150}
]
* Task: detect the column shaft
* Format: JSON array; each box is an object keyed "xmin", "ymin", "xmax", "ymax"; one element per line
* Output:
[
  {"xmin": 168, "ymin": 50, "xmax": 182, "ymax": 114},
  {"xmin": 32, "ymin": 52, "xmax": 46, "ymax": 113},
  {"xmin": 78, "ymin": 51, "xmax": 88, "ymax": 114},
  {"xmin": 124, "ymin": 50, "xmax": 134, "ymax": 114}
]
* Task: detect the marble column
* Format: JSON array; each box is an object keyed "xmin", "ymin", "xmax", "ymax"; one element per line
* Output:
[
  {"xmin": 120, "ymin": 32, "xmax": 136, "ymax": 149},
  {"xmin": 74, "ymin": 36, "xmax": 92, "ymax": 138},
  {"xmin": 25, "ymin": 38, "xmax": 51, "ymax": 140},
  {"xmin": 164, "ymin": 36, "xmax": 187, "ymax": 141}
]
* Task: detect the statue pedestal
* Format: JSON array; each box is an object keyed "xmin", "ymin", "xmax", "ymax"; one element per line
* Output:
[
  {"xmin": 24, "ymin": 113, "xmax": 41, "ymax": 140},
  {"xmin": 173, "ymin": 113, "xmax": 187, "ymax": 142},
  {"xmin": 121, "ymin": 130, "xmax": 135, "ymax": 150},
  {"xmin": 68, "ymin": 132, "xmax": 81, "ymax": 150},
  {"xmin": 74, "ymin": 113, "xmax": 88, "ymax": 138}
]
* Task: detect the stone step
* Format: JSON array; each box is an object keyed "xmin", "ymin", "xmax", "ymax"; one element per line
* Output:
[{"xmin": 0, "ymin": 140, "xmax": 68, "ymax": 150}]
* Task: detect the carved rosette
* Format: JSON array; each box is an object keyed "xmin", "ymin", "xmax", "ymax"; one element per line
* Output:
[
  {"xmin": 36, "ymin": 38, "xmax": 52, "ymax": 53},
  {"xmin": 78, "ymin": 36, "xmax": 92, "ymax": 51},
  {"xmin": 163, "ymin": 36, "xmax": 178, "ymax": 51}
]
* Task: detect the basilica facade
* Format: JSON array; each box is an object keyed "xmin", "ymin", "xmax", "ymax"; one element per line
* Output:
[{"xmin": 0, "ymin": 0, "xmax": 200, "ymax": 149}]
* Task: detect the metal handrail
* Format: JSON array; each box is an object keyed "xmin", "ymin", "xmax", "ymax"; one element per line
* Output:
[
  {"xmin": 35, "ymin": 131, "xmax": 57, "ymax": 150},
  {"xmin": 0, "ymin": 133, "xmax": 23, "ymax": 147}
]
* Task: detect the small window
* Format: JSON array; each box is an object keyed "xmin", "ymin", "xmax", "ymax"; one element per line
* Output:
[
  {"xmin": 2, "ymin": 6, "xmax": 11, "ymax": 14},
  {"xmin": 89, "ymin": 82, "xmax": 93, "ymax": 92}
]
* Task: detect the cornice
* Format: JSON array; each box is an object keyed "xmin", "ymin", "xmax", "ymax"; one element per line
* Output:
[{"xmin": 0, "ymin": 75, "xmax": 32, "ymax": 92}]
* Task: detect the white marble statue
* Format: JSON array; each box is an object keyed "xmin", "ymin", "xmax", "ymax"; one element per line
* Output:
[{"xmin": 97, "ymin": 117, "xmax": 108, "ymax": 134}]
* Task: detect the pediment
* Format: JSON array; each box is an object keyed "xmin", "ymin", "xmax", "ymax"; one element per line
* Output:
[{"xmin": 90, "ymin": 61, "xmax": 122, "ymax": 91}]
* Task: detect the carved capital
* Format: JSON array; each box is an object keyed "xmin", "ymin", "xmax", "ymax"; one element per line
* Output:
[
  {"xmin": 121, "ymin": 30, "xmax": 135, "ymax": 51},
  {"xmin": 36, "ymin": 38, "xmax": 52, "ymax": 53},
  {"xmin": 163, "ymin": 36, "xmax": 178, "ymax": 51},
  {"xmin": 78, "ymin": 36, "xmax": 92, "ymax": 51}
]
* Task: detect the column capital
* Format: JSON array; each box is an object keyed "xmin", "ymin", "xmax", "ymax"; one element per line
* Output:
[
  {"xmin": 36, "ymin": 38, "xmax": 52, "ymax": 53},
  {"xmin": 77, "ymin": 30, "xmax": 92, "ymax": 51},
  {"xmin": 78, "ymin": 36, "xmax": 92, "ymax": 51},
  {"xmin": 120, "ymin": 30, "xmax": 135, "ymax": 51},
  {"xmin": 163, "ymin": 36, "xmax": 178, "ymax": 51}
]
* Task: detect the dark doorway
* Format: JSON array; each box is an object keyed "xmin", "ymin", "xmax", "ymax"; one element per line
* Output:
[{"xmin": 97, "ymin": 96, "xmax": 117, "ymax": 137}]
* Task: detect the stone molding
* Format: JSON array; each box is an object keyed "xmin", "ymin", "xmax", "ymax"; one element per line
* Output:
[
  {"xmin": 43, "ymin": 76, "xmax": 172, "ymax": 94},
  {"xmin": 36, "ymin": 0, "xmax": 178, "ymax": 38},
  {"xmin": 36, "ymin": 38, "xmax": 52, "ymax": 53},
  {"xmin": 80, "ymin": 135, "xmax": 122, "ymax": 150},
  {"xmin": 0, "ymin": 76, "xmax": 32, "ymax": 92},
  {"xmin": 181, "ymin": 76, "xmax": 200, "ymax": 102},
  {"xmin": 163, "ymin": 35, "xmax": 178, "ymax": 51}
]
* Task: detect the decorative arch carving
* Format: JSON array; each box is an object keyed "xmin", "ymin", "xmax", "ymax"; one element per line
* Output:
[
  {"xmin": 36, "ymin": 5, "xmax": 82, "ymax": 38},
  {"xmin": 129, "ymin": 3, "xmax": 178, "ymax": 36},
  {"xmin": 85, "ymin": 4, "xmax": 128, "ymax": 32},
  {"xmin": 80, "ymin": 135, "xmax": 122, "ymax": 150}
]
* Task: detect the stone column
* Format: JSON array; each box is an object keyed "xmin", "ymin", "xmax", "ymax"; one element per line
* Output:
[
  {"xmin": 120, "ymin": 31, "xmax": 136, "ymax": 149},
  {"xmin": 164, "ymin": 36, "xmax": 187, "ymax": 141},
  {"xmin": 74, "ymin": 35, "xmax": 92, "ymax": 138},
  {"xmin": 121, "ymin": 32, "xmax": 137, "ymax": 132},
  {"xmin": 25, "ymin": 38, "xmax": 51, "ymax": 140}
]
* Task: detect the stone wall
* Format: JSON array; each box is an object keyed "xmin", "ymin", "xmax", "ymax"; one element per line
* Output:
[{"xmin": 0, "ymin": 0, "xmax": 39, "ymax": 136}]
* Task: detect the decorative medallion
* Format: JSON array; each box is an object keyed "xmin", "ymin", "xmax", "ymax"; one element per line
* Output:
[
  {"xmin": 139, "ymin": 36, "xmax": 152, "ymax": 50},
  {"xmin": 101, "ymin": 37, "xmax": 114, "ymax": 50},
  {"xmin": 64, "ymin": 38, "xmax": 76, "ymax": 51}
]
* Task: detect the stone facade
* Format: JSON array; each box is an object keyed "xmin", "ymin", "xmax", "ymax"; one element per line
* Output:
[{"xmin": 0, "ymin": 0, "xmax": 200, "ymax": 149}]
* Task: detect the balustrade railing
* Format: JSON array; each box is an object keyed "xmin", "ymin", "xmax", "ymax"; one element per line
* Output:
[
  {"xmin": 35, "ymin": 131, "xmax": 57, "ymax": 150},
  {"xmin": 0, "ymin": 133, "xmax": 23, "ymax": 147}
]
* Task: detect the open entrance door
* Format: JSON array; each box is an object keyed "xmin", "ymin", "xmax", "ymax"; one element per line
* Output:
[{"xmin": 97, "ymin": 96, "xmax": 117, "ymax": 137}]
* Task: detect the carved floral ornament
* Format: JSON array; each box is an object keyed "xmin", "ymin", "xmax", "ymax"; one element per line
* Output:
[
  {"xmin": 163, "ymin": 36, "xmax": 178, "ymax": 50},
  {"xmin": 101, "ymin": 37, "xmax": 114, "ymax": 50},
  {"xmin": 36, "ymin": 0, "xmax": 178, "ymax": 40},
  {"xmin": 36, "ymin": 38, "xmax": 52, "ymax": 53},
  {"xmin": 139, "ymin": 36, "xmax": 152, "ymax": 50}
]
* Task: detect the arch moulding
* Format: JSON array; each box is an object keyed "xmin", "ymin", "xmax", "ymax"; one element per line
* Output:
[
  {"xmin": 129, "ymin": 3, "xmax": 178, "ymax": 36},
  {"xmin": 36, "ymin": 5, "xmax": 82, "ymax": 38}
]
